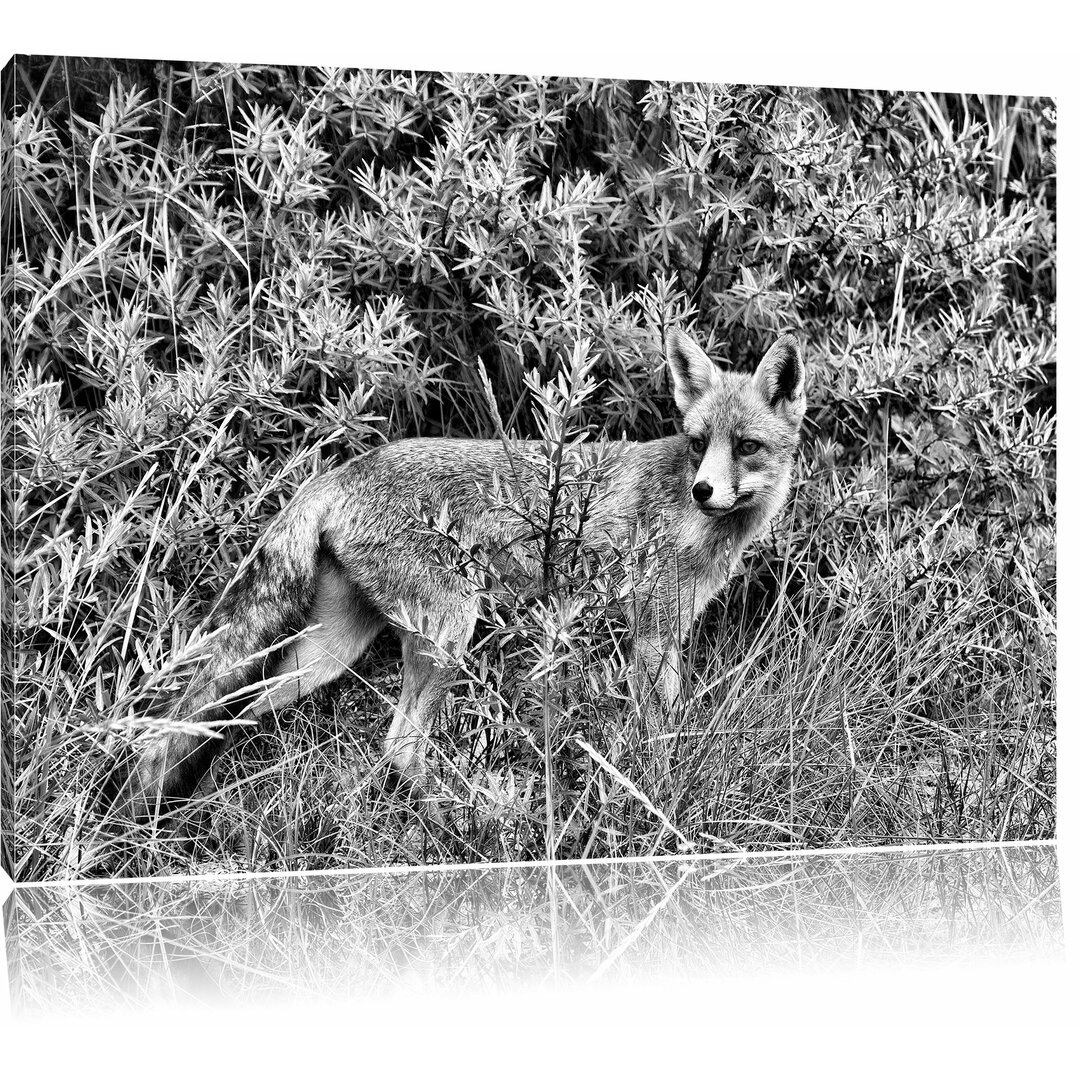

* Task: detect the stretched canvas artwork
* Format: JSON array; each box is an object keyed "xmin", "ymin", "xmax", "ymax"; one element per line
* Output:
[{"xmin": 4, "ymin": 59, "xmax": 1056, "ymax": 883}]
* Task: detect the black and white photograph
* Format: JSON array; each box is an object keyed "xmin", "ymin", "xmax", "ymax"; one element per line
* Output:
[{"xmin": 0, "ymin": 8, "xmax": 1068, "ymax": 1068}]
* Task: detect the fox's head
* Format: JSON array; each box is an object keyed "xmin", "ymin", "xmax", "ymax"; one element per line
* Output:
[{"xmin": 665, "ymin": 327, "xmax": 805, "ymax": 523}]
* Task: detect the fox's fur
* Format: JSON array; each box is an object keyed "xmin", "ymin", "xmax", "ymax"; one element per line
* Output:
[{"xmin": 106, "ymin": 328, "xmax": 806, "ymax": 819}]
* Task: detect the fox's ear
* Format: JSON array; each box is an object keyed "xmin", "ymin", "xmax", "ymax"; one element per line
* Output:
[
  {"xmin": 753, "ymin": 334, "xmax": 805, "ymax": 424},
  {"xmin": 666, "ymin": 327, "xmax": 722, "ymax": 416}
]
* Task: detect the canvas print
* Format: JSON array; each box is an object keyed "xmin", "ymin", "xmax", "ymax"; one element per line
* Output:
[{"xmin": 3, "ymin": 60, "xmax": 1056, "ymax": 881}]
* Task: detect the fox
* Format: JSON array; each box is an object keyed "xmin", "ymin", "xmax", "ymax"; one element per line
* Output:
[{"xmin": 104, "ymin": 327, "xmax": 806, "ymax": 821}]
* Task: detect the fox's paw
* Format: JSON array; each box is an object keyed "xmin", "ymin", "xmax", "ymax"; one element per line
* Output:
[{"xmin": 97, "ymin": 738, "xmax": 177, "ymax": 822}]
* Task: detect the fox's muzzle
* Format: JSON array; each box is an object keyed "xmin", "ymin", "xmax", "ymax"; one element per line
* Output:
[{"xmin": 691, "ymin": 479, "xmax": 743, "ymax": 514}]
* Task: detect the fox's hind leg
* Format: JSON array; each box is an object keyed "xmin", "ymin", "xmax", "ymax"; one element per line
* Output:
[
  {"xmin": 262, "ymin": 558, "xmax": 386, "ymax": 715},
  {"xmin": 111, "ymin": 558, "xmax": 383, "ymax": 821},
  {"xmin": 384, "ymin": 607, "xmax": 477, "ymax": 810}
]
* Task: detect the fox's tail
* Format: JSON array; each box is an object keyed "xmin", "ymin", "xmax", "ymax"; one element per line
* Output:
[{"xmin": 101, "ymin": 482, "xmax": 330, "ymax": 821}]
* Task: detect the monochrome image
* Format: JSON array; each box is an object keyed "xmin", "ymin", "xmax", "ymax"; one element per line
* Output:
[{"xmin": 3, "ymin": 60, "xmax": 1056, "ymax": 881}]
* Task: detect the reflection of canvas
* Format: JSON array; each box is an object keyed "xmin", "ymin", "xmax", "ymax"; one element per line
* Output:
[
  {"xmin": 6, "ymin": 63, "xmax": 1056, "ymax": 881},
  {"xmin": 6, "ymin": 844, "xmax": 1063, "ymax": 1008}
]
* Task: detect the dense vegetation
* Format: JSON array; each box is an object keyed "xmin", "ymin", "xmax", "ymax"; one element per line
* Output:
[{"xmin": 3, "ymin": 59, "xmax": 1056, "ymax": 880}]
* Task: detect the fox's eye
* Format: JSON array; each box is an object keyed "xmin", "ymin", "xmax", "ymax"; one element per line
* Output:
[
  {"xmin": 688, "ymin": 436, "xmax": 706, "ymax": 454},
  {"xmin": 736, "ymin": 439, "xmax": 763, "ymax": 456}
]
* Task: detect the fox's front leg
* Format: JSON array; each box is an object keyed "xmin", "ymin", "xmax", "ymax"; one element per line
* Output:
[{"xmin": 630, "ymin": 635, "xmax": 681, "ymax": 717}]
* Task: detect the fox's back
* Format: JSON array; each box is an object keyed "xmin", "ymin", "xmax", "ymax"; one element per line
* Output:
[{"xmin": 325, "ymin": 436, "xmax": 693, "ymax": 550}]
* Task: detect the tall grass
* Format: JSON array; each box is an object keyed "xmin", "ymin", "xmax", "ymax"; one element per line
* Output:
[{"xmin": 2, "ymin": 61, "xmax": 1055, "ymax": 880}]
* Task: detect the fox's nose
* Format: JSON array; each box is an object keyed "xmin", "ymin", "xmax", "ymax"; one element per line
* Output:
[{"xmin": 692, "ymin": 481, "xmax": 712, "ymax": 504}]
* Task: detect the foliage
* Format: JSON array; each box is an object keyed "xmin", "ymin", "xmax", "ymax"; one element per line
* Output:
[{"xmin": 2, "ymin": 58, "xmax": 1056, "ymax": 879}]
